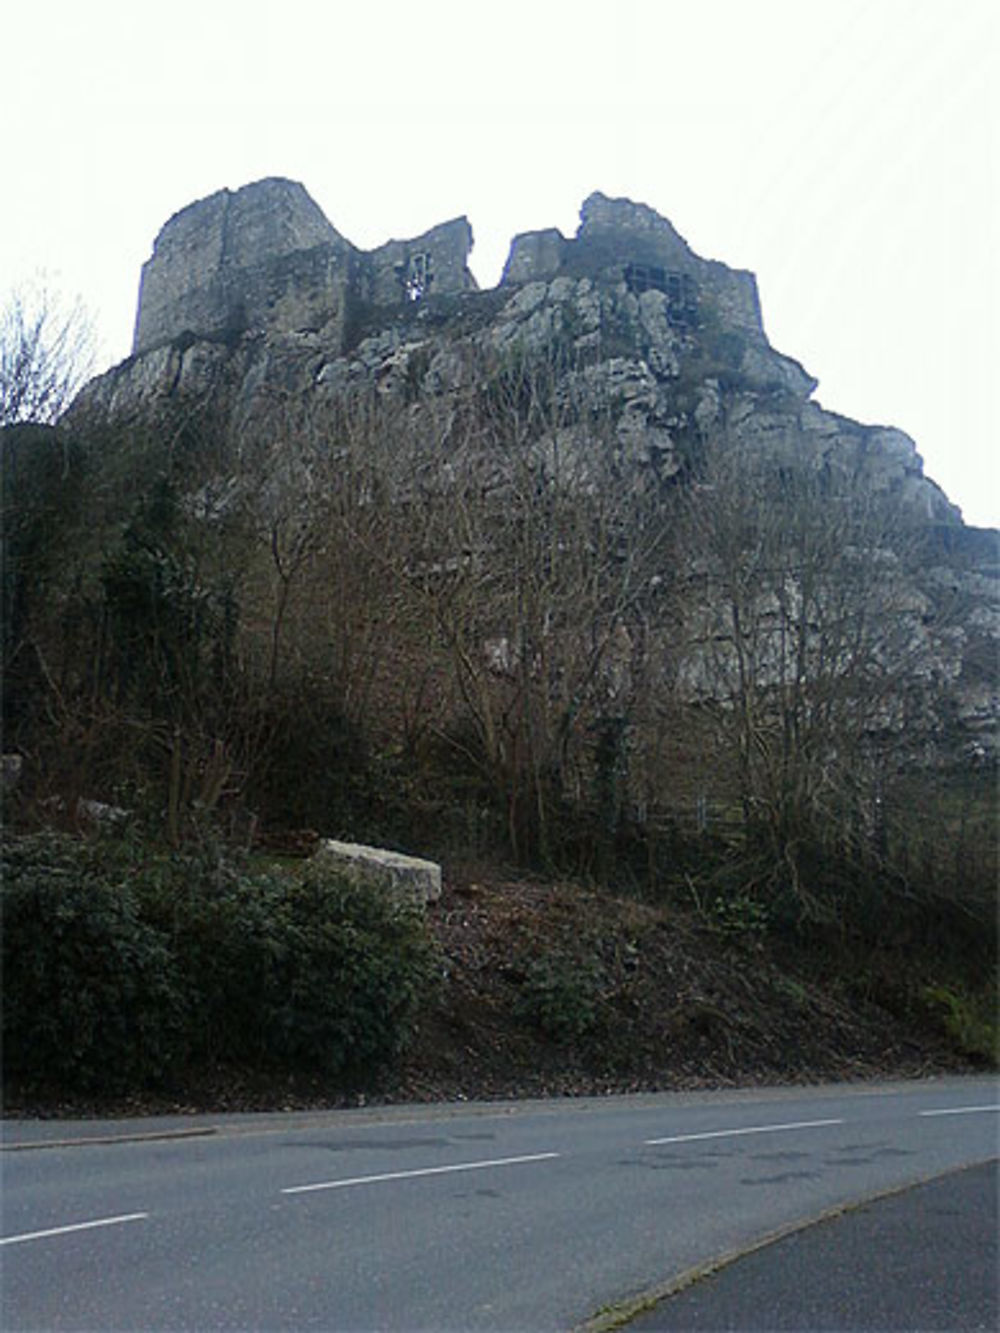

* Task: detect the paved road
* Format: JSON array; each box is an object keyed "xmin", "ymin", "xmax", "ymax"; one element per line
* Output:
[
  {"xmin": 2, "ymin": 1077, "xmax": 997, "ymax": 1331},
  {"xmin": 625, "ymin": 1160, "xmax": 998, "ymax": 1331}
]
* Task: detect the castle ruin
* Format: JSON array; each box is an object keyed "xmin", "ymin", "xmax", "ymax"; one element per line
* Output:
[{"xmin": 132, "ymin": 178, "xmax": 761, "ymax": 356}]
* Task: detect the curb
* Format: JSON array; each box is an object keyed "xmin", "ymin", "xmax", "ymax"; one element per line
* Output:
[{"xmin": 575, "ymin": 1156, "xmax": 1000, "ymax": 1333}]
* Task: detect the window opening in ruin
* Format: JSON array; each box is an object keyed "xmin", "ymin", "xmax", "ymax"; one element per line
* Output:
[
  {"xmin": 624, "ymin": 263, "xmax": 666, "ymax": 296},
  {"xmin": 397, "ymin": 252, "xmax": 434, "ymax": 302},
  {"xmin": 624, "ymin": 263, "xmax": 698, "ymax": 331},
  {"xmin": 669, "ymin": 274, "xmax": 698, "ymax": 331}
]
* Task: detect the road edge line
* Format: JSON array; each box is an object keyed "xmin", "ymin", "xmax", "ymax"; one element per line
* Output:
[{"xmin": 1, "ymin": 1126, "xmax": 218, "ymax": 1152}]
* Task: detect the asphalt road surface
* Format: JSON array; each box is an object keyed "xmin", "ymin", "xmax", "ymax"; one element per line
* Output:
[
  {"xmin": 625, "ymin": 1159, "xmax": 998, "ymax": 1331},
  {"xmin": 2, "ymin": 1076, "xmax": 997, "ymax": 1331}
]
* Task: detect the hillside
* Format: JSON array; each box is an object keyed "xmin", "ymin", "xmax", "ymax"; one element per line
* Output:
[
  {"xmin": 2, "ymin": 181, "xmax": 996, "ymax": 1113},
  {"xmin": 62, "ymin": 178, "xmax": 998, "ymax": 779},
  {"xmin": 1, "ymin": 849, "xmax": 985, "ymax": 1120}
]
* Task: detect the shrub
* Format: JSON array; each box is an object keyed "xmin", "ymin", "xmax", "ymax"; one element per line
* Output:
[
  {"xmin": 710, "ymin": 892, "xmax": 770, "ymax": 937},
  {"xmin": 131, "ymin": 842, "xmax": 439, "ymax": 1077},
  {"xmin": 2, "ymin": 831, "xmax": 439, "ymax": 1095},
  {"xmin": 262, "ymin": 864, "xmax": 438, "ymax": 1075},
  {"xmin": 1, "ymin": 832, "xmax": 182, "ymax": 1091},
  {"xmin": 514, "ymin": 953, "xmax": 604, "ymax": 1042},
  {"xmin": 131, "ymin": 846, "xmax": 290, "ymax": 1067},
  {"xmin": 923, "ymin": 983, "xmax": 999, "ymax": 1065}
]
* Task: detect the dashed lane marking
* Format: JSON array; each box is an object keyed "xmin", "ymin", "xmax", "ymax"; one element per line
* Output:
[
  {"xmin": 919, "ymin": 1105, "xmax": 1000, "ymax": 1118},
  {"xmin": 645, "ymin": 1118, "xmax": 844, "ymax": 1146},
  {"xmin": 1, "ymin": 1213, "xmax": 149, "ymax": 1247},
  {"xmin": 282, "ymin": 1151, "xmax": 561, "ymax": 1194}
]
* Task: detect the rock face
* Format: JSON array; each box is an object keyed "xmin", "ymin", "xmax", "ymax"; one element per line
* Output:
[
  {"xmin": 70, "ymin": 179, "xmax": 997, "ymax": 760},
  {"xmin": 133, "ymin": 178, "xmax": 476, "ymax": 356}
]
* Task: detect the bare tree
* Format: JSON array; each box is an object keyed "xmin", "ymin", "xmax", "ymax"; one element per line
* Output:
[
  {"xmin": 672, "ymin": 442, "xmax": 929, "ymax": 917},
  {"xmin": 399, "ymin": 343, "xmax": 670, "ymax": 862},
  {"xmin": 1, "ymin": 281, "xmax": 95, "ymax": 426}
]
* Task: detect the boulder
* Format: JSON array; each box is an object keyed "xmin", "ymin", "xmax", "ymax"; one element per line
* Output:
[{"xmin": 311, "ymin": 839, "xmax": 442, "ymax": 907}]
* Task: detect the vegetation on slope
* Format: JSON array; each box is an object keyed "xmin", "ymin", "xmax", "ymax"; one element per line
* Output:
[
  {"xmin": 1, "ymin": 811, "xmax": 994, "ymax": 1117},
  {"xmin": 1, "ymin": 325, "xmax": 996, "ymax": 1115},
  {"xmin": 2, "ymin": 827, "xmax": 437, "ymax": 1103}
]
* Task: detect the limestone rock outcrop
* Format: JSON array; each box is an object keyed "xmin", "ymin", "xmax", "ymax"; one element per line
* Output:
[{"xmin": 67, "ymin": 180, "xmax": 997, "ymax": 760}]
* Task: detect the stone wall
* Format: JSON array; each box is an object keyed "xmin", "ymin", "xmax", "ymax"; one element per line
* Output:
[
  {"xmin": 577, "ymin": 191, "xmax": 693, "ymax": 262},
  {"xmin": 134, "ymin": 180, "xmax": 762, "ymax": 362},
  {"xmin": 499, "ymin": 191, "xmax": 763, "ymax": 337},
  {"xmin": 133, "ymin": 181, "xmax": 476, "ymax": 356},
  {"xmin": 363, "ymin": 217, "xmax": 477, "ymax": 307},
  {"xmin": 501, "ymin": 228, "xmax": 568, "ymax": 285},
  {"xmin": 133, "ymin": 179, "xmax": 349, "ymax": 354}
]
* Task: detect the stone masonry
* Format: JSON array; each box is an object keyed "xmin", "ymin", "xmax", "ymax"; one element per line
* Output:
[
  {"xmin": 501, "ymin": 192, "xmax": 762, "ymax": 335},
  {"xmin": 133, "ymin": 178, "xmax": 476, "ymax": 356}
]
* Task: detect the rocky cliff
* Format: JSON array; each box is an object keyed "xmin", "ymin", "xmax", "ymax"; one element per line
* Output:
[
  {"xmin": 69, "ymin": 179, "xmax": 998, "ymax": 760},
  {"xmin": 81, "ymin": 180, "xmax": 956, "ymax": 520}
]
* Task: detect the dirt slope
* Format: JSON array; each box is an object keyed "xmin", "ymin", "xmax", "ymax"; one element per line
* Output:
[{"xmin": 5, "ymin": 864, "xmax": 973, "ymax": 1120}]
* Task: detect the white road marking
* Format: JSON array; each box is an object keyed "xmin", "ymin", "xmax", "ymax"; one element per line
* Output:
[
  {"xmin": 282, "ymin": 1151, "xmax": 561, "ymax": 1195},
  {"xmin": 0, "ymin": 1212, "xmax": 149, "ymax": 1247},
  {"xmin": 645, "ymin": 1118, "xmax": 844, "ymax": 1146},
  {"xmin": 919, "ymin": 1105, "xmax": 1000, "ymax": 1118}
]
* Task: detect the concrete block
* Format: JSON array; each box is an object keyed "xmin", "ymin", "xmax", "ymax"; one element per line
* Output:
[{"xmin": 312, "ymin": 839, "xmax": 442, "ymax": 907}]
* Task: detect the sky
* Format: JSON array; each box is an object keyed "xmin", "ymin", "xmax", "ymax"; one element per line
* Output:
[{"xmin": 5, "ymin": 0, "xmax": 997, "ymax": 527}]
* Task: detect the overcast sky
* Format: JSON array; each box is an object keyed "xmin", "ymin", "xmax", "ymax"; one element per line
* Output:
[{"xmin": 6, "ymin": 0, "xmax": 997, "ymax": 526}]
